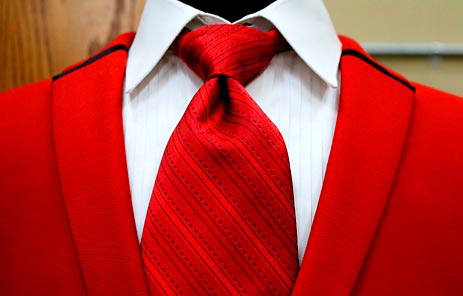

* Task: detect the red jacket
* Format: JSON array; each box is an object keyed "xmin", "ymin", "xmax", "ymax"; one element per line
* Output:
[{"xmin": 1, "ymin": 33, "xmax": 462, "ymax": 295}]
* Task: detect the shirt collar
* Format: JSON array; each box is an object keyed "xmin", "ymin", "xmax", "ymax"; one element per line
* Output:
[{"xmin": 125, "ymin": 0, "xmax": 341, "ymax": 93}]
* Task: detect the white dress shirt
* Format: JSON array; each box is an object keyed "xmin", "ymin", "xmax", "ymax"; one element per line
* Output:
[{"xmin": 123, "ymin": 0, "xmax": 341, "ymax": 264}]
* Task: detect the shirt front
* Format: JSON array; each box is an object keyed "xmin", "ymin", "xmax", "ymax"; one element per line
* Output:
[{"xmin": 123, "ymin": 0, "xmax": 341, "ymax": 263}]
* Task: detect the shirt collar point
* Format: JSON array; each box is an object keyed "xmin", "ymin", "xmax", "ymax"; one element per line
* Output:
[
  {"xmin": 124, "ymin": 74, "xmax": 139, "ymax": 94},
  {"xmin": 325, "ymin": 73, "xmax": 339, "ymax": 88}
]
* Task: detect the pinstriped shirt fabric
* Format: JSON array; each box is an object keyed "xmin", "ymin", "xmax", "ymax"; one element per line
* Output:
[
  {"xmin": 141, "ymin": 24, "xmax": 299, "ymax": 295},
  {"xmin": 124, "ymin": 0, "xmax": 341, "ymax": 265}
]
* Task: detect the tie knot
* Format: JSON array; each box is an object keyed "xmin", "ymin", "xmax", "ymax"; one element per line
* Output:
[{"xmin": 174, "ymin": 24, "xmax": 289, "ymax": 85}]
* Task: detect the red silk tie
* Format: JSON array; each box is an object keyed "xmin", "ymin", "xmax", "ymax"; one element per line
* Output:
[{"xmin": 141, "ymin": 24, "xmax": 299, "ymax": 295}]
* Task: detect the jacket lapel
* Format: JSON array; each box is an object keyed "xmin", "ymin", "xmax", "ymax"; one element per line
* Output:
[
  {"xmin": 52, "ymin": 33, "xmax": 148, "ymax": 295},
  {"xmin": 292, "ymin": 36, "xmax": 415, "ymax": 295}
]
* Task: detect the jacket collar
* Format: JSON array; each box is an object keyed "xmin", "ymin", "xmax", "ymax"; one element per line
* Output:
[
  {"xmin": 52, "ymin": 33, "xmax": 414, "ymax": 295},
  {"xmin": 125, "ymin": 0, "xmax": 341, "ymax": 93}
]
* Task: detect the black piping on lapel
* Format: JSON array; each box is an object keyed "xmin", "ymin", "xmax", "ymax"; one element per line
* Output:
[
  {"xmin": 52, "ymin": 44, "xmax": 129, "ymax": 81},
  {"xmin": 342, "ymin": 49, "xmax": 416, "ymax": 92}
]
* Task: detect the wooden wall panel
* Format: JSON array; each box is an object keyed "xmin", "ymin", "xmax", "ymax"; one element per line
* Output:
[
  {"xmin": 1, "ymin": 0, "xmax": 52, "ymax": 90},
  {"xmin": 0, "ymin": 0, "xmax": 145, "ymax": 91}
]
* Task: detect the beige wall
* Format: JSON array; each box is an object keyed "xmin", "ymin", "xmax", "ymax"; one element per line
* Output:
[{"xmin": 325, "ymin": 0, "xmax": 463, "ymax": 95}]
